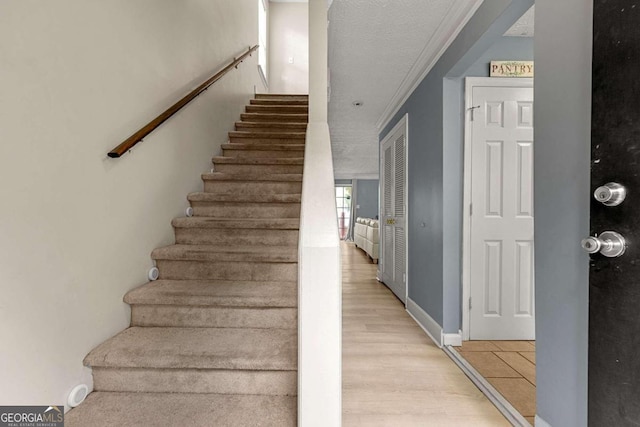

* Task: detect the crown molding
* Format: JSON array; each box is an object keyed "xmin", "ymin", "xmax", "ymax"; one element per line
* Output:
[{"xmin": 376, "ymin": 0, "xmax": 483, "ymax": 132}]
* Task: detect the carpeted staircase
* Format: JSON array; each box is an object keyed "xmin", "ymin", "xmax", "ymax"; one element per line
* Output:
[{"xmin": 66, "ymin": 94, "xmax": 308, "ymax": 427}]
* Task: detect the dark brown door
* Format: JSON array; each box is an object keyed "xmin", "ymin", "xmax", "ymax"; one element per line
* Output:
[{"xmin": 590, "ymin": 1, "xmax": 640, "ymax": 425}]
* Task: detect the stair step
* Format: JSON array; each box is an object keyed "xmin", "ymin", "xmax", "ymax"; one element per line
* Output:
[
  {"xmin": 65, "ymin": 393, "xmax": 296, "ymax": 427},
  {"xmin": 213, "ymin": 164, "xmax": 303, "ymax": 174},
  {"xmin": 212, "ymin": 156, "xmax": 303, "ymax": 174},
  {"xmin": 91, "ymin": 367, "xmax": 296, "ymax": 395},
  {"xmin": 125, "ymin": 280, "xmax": 297, "ymax": 307},
  {"xmin": 229, "ymin": 131, "xmax": 306, "ymax": 145},
  {"xmin": 130, "ymin": 305, "xmax": 296, "ymax": 329},
  {"xmin": 187, "ymin": 200, "xmax": 301, "ymax": 218},
  {"xmin": 202, "ymin": 172, "xmax": 302, "ymax": 182},
  {"xmin": 151, "ymin": 244, "xmax": 297, "ymax": 280},
  {"xmin": 201, "ymin": 173, "xmax": 302, "ymax": 194},
  {"xmin": 156, "ymin": 259, "xmax": 297, "ymax": 281},
  {"xmin": 126, "ymin": 279, "xmax": 297, "ymax": 329},
  {"xmin": 213, "ymin": 157, "xmax": 304, "ymax": 165},
  {"xmin": 235, "ymin": 121, "xmax": 307, "ymax": 132},
  {"xmin": 241, "ymin": 113, "xmax": 308, "ymax": 123},
  {"xmin": 173, "ymin": 217, "xmax": 299, "ymax": 246},
  {"xmin": 246, "ymin": 105, "xmax": 308, "ymax": 114},
  {"xmin": 85, "ymin": 327, "xmax": 297, "ymax": 370},
  {"xmin": 250, "ymin": 98, "xmax": 308, "ymax": 106},
  {"xmin": 222, "ymin": 143, "xmax": 305, "ymax": 159},
  {"xmin": 221, "ymin": 143, "xmax": 305, "ymax": 151},
  {"xmin": 229, "ymin": 131, "xmax": 306, "ymax": 139},
  {"xmin": 187, "ymin": 192, "xmax": 301, "ymax": 203},
  {"xmin": 152, "ymin": 244, "xmax": 297, "ymax": 263},
  {"xmin": 173, "ymin": 217, "xmax": 299, "ymax": 229},
  {"xmin": 85, "ymin": 327, "xmax": 297, "ymax": 394},
  {"xmin": 255, "ymin": 93, "xmax": 308, "ymax": 100},
  {"xmin": 153, "ymin": 244, "xmax": 297, "ymax": 280}
]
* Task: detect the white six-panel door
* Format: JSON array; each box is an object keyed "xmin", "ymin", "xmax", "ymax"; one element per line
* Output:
[
  {"xmin": 380, "ymin": 115, "xmax": 407, "ymax": 303},
  {"xmin": 468, "ymin": 81, "xmax": 535, "ymax": 340}
]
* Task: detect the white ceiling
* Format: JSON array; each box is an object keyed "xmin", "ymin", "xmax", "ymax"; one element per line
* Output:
[{"xmin": 328, "ymin": 0, "xmax": 483, "ymax": 179}]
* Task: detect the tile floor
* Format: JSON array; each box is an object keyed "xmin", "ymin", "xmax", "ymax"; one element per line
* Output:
[{"xmin": 454, "ymin": 340, "xmax": 536, "ymax": 425}]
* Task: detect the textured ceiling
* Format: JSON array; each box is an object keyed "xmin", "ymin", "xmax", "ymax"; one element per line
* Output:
[
  {"xmin": 328, "ymin": 0, "xmax": 481, "ymax": 178},
  {"xmin": 504, "ymin": 5, "xmax": 534, "ymax": 37}
]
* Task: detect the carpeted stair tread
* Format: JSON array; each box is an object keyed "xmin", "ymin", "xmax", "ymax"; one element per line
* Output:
[
  {"xmin": 229, "ymin": 131, "xmax": 306, "ymax": 139},
  {"xmin": 65, "ymin": 392, "xmax": 296, "ymax": 427},
  {"xmin": 201, "ymin": 172, "xmax": 303, "ymax": 182},
  {"xmin": 172, "ymin": 217, "xmax": 300, "ymax": 229},
  {"xmin": 250, "ymin": 98, "xmax": 308, "ymax": 106},
  {"xmin": 187, "ymin": 192, "xmax": 301, "ymax": 203},
  {"xmin": 151, "ymin": 244, "xmax": 297, "ymax": 262},
  {"xmin": 212, "ymin": 157, "xmax": 304, "ymax": 165},
  {"xmin": 222, "ymin": 142, "xmax": 305, "ymax": 151},
  {"xmin": 240, "ymin": 113, "xmax": 308, "ymax": 122},
  {"xmin": 245, "ymin": 105, "xmax": 308, "ymax": 114},
  {"xmin": 255, "ymin": 93, "xmax": 308, "ymax": 98},
  {"xmin": 84, "ymin": 327, "xmax": 297, "ymax": 370},
  {"xmin": 235, "ymin": 121, "xmax": 307, "ymax": 131},
  {"xmin": 124, "ymin": 280, "xmax": 297, "ymax": 307},
  {"xmin": 183, "ymin": 201, "xmax": 301, "ymax": 220}
]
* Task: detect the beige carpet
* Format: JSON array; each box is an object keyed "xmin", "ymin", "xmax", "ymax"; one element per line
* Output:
[{"xmin": 66, "ymin": 94, "xmax": 307, "ymax": 427}]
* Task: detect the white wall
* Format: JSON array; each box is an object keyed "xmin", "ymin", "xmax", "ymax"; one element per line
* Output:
[
  {"xmin": 298, "ymin": 2, "xmax": 341, "ymax": 425},
  {"xmin": 0, "ymin": 0, "xmax": 262, "ymax": 409},
  {"xmin": 269, "ymin": 1, "xmax": 309, "ymax": 94}
]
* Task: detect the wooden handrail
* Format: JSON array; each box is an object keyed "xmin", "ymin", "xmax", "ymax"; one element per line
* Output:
[{"xmin": 108, "ymin": 45, "xmax": 259, "ymax": 158}]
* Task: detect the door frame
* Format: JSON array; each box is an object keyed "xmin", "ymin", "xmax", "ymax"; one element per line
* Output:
[
  {"xmin": 335, "ymin": 183, "xmax": 353, "ymax": 241},
  {"xmin": 379, "ymin": 113, "xmax": 409, "ymax": 304},
  {"xmin": 461, "ymin": 77, "xmax": 534, "ymax": 340}
]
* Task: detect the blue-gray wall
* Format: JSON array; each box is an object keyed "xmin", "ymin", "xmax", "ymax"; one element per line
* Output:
[
  {"xmin": 378, "ymin": 0, "xmax": 591, "ymax": 424},
  {"xmin": 354, "ymin": 179, "xmax": 379, "ymax": 220},
  {"xmin": 442, "ymin": 36, "xmax": 534, "ymax": 332},
  {"xmin": 534, "ymin": 0, "xmax": 591, "ymax": 425},
  {"xmin": 465, "ymin": 36, "xmax": 533, "ymax": 76},
  {"xmin": 380, "ymin": 0, "xmax": 533, "ymax": 329}
]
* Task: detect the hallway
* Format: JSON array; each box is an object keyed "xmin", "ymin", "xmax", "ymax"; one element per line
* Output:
[{"xmin": 341, "ymin": 241, "xmax": 509, "ymax": 426}]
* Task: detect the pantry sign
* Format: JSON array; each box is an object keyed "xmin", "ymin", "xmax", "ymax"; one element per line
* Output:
[{"xmin": 490, "ymin": 61, "xmax": 534, "ymax": 77}]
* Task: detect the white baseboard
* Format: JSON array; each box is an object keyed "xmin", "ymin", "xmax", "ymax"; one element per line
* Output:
[
  {"xmin": 443, "ymin": 330, "xmax": 463, "ymax": 346},
  {"xmin": 535, "ymin": 415, "xmax": 552, "ymax": 427},
  {"xmin": 406, "ymin": 298, "xmax": 443, "ymax": 347}
]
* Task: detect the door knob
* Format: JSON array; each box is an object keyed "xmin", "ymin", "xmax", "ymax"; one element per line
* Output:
[
  {"xmin": 581, "ymin": 231, "xmax": 627, "ymax": 257},
  {"xmin": 594, "ymin": 182, "xmax": 626, "ymax": 206}
]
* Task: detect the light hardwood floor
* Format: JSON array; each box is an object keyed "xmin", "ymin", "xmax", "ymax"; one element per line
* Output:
[{"xmin": 342, "ymin": 241, "xmax": 509, "ymax": 426}]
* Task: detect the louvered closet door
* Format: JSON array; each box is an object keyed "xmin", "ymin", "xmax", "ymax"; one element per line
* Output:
[{"xmin": 381, "ymin": 119, "xmax": 407, "ymax": 303}]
